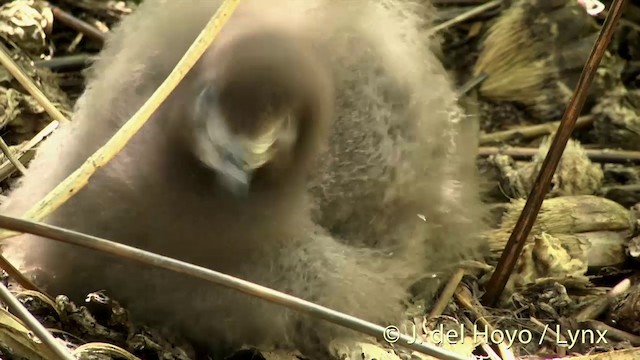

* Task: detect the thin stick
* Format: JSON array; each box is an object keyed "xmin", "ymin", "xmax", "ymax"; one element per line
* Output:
[
  {"xmin": 428, "ymin": 269, "xmax": 465, "ymax": 318},
  {"xmin": 0, "ymin": 136, "xmax": 27, "ymax": 175},
  {"xmin": 0, "ymin": 214, "xmax": 467, "ymax": 360},
  {"xmin": 456, "ymin": 72, "xmax": 488, "ymax": 96},
  {"xmin": 580, "ymin": 320, "xmax": 640, "ymax": 346},
  {"xmin": 479, "ymin": 116, "xmax": 594, "ymax": 145},
  {"xmin": 478, "ymin": 146, "xmax": 640, "ymax": 164},
  {"xmin": 34, "ymin": 54, "xmax": 96, "ymax": 71},
  {"xmin": 0, "ymin": 43, "xmax": 69, "ymax": 124},
  {"xmin": 0, "ymin": 120, "xmax": 59, "ymax": 181},
  {"xmin": 50, "ymin": 5, "xmax": 106, "ymax": 43},
  {"xmin": 0, "ymin": 281, "xmax": 74, "ymax": 360},
  {"xmin": 575, "ymin": 278, "xmax": 630, "ymax": 322},
  {"xmin": 0, "ymin": 0, "xmax": 242, "ymax": 241},
  {"xmin": 455, "ymin": 287, "xmax": 516, "ymax": 360},
  {"xmin": 426, "ymin": 0, "xmax": 501, "ymax": 36},
  {"xmin": 481, "ymin": 0, "xmax": 628, "ymax": 307},
  {"xmin": 529, "ymin": 317, "xmax": 567, "ymax": 356},
  {"xmin": 0, "ymin": 250, "xmax": 51, "ymax": 300}
]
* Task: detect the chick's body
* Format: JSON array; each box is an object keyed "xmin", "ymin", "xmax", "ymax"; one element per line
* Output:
[{"xmin": 1, "ymin": 0, "xmax": 485, "ymax": 357}]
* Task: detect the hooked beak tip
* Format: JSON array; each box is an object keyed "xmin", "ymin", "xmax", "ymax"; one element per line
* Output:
[
  {"xmin": 217, "ymin": 159, "xmax": 252, "ymax": 197},
  {"xmin": 222, "ymin": 177, "xmax": 250, "ymax": 197}
]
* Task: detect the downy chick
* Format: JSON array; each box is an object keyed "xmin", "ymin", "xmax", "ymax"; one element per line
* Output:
[{"xmin": 1, "ymin": 0, "xmax": 432, "ymax": 357}]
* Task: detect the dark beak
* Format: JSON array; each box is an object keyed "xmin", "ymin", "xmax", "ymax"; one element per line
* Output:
[{"xmin": 217, "ymin": 148, "xmax": 252, "ymax": 197}]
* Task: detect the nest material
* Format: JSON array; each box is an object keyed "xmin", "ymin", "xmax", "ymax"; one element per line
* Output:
[
  {"xmin": 0, "ymin": 52, "xmax": 71, "ymax": 145},
  {"xmin": 505, "ymin": 232, "xmax": 589, "ymax": 299},
  {"xmin": 485, "ymin": 137, "xmax": 604, "ymax": 199},
  {"xmin": 609, "ymin": 285, "xmax": 640, "ymax": 336},
  {"xmin": 0, "ymin": 287, "xmax": 196, "ymax": 360},
  {"xmin": 485, "ymin": 195, "xmax": 631, "ymax": 268},
  {"xmin": 592, "ymin": 87, "xmax": 640, "ymax": 151},
  {"xmin": 519, "ymin": 137, "xmax": 604, "ymax": 197},
  {"xmin": 473, "ymin": 0, "xmax": 601, "ymax": 120},
  {"xmin": 598, "ymin": 164, "xmax": 640, "ymax": 208},
  {"xmin": 0, "ymin": 0, "xmax": 53, "ymax": 59}
]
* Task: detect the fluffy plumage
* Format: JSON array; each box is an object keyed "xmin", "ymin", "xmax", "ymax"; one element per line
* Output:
[
  {"xmin": 306, "ymin": 1, "xmax": 487, "ymax": 288},
  {"xmin": 1, "ymin": 0, "xmax": 486, "ymax": 357}
]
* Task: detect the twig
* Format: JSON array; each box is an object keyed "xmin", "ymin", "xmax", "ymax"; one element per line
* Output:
[
  {"xmin": 429, "ymin": 268, "xmax": 465, "ymax": 318},
  {"xmin": 426, "ymin": 0, "xmax": 502, "ymax": 36},
  {"xmin": 479, "ymin": 115, "xmax": 594, "ymax": 145},
  {"xmin": 0, "ymin": 281, "xmax": 74, "ymax": 360},
  {"xmin": 0, "ymin": 214, "xmax": 468, "ymax": 360},
  {"xmin": 455, "ymin": 286, "xmax": 516, "ymax": 360},
  {"xmin": 34, "ymin": 54, "xmax": 96, "ymax": 71},
  {"xmin": 0, "ymin": 257, "xmax": 50, "ymax": 300},
  {"xmin": 0, "ymin": 42, "xmax": 69, "ymax": 124},
  {"xmin": 478, "ymin": 146, "xmax": 640, "ymax": 164},
  {"xmin": 0, "ymin": 120, "xmax": 59, "ymax": 181},
  {"xmin": 481, "ymin": 0, "xmax": 628, "ymax": 307},
  {"xmin": 0, "ymin": 0, "xmax": 241, "ymax": 241},
  {"xmin": 0, "ymin": 136, "xmax": 27, "ymax": 175},
  {"xmin": 599, "ymin": 183, "xmax": 640, "ymax": 195},
  {"xmin": 50, "ymin": 5, "xmax": 106, "ymax": 43},
  {"xmin": 580, "ymin": 320, "xmax": 640, "ymax": 346},
  {"xmin": 456, "ymin": 72, "xmax": 488, "ymax": 96},
  {"xmin": 529, "ymin": 317, "xmax": 567, "ymax": 356},
  {"xmin": 575, "ymin": 278, "xmax": 630, "ymax": 322}
]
